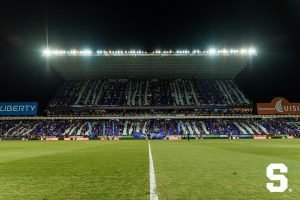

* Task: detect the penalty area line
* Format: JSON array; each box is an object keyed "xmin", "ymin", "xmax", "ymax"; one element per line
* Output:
[{"xmin": 148, "ymin": 141, "xmax": 159, "ymax": 200}]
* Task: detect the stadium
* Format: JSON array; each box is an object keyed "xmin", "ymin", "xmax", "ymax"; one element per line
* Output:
[{"xmin": 1, "ymin": 1, "xmax": 300, "ymax": 200}]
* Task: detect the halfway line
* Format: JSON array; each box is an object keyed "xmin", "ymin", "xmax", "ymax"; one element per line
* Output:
[{"xmin": 148, "ymin": 141, "xmax": 159, "ymax": 200}]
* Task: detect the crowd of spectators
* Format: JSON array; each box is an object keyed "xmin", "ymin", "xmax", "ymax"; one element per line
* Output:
[
  {"xmin": 1, "ymin": 118, "xmax": 299, "ymax": 139},
  {"xmin": 46, "ymin": 108, "xmax": 253, "ymax": 117},
  {"xmin": 49, "ymin": 79, "xmax": 251, "ymax": 107}
]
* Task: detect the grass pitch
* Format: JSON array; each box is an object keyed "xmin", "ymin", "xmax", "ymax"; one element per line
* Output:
[
  {"xmin": 0, "ymin": 140, "xmax": 300, "ymax": 200},
  {"xmin": 0, "ymin": 141, "xmax": 149, "ymax": 200},
  {"xmin": 152, "ymin": 140, "xmax": 300, "ymax": 200}
]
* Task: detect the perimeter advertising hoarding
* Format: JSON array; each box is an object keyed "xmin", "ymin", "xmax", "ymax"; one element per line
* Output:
[
  {"xmin": 0, "ymin": 102, "xmax": 38, "ymax": 116},
  {"xmin": 257, "ymin": 97, "xmax": 300, "ymax": 115}
]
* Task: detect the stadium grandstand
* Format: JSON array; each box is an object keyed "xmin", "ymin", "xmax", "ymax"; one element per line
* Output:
[
  {"xmin": 2, "ymin": 0, "xmax": 300, "ymax": 198},
  {"xmin": 0, "ymin": 48, "xmax": 299, "ymax": 140},
  {"xmin": 2, "ymin": 0, "xmax": 300, "ymax": 199}
]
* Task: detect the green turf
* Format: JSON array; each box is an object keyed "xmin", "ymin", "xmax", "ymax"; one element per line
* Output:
[
  {"xmin": 0, "ymin": 140, "xmax": 300, "ymax": 200},
  {"xmin": 0, "ymin": 141, "xmax": 149, "ymax": 200},
  {"xmin": 151, "ymin": 140, "xmax": 300, "ymax": 200}
]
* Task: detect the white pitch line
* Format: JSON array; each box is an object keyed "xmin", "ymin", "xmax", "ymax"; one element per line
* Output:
[{"xmin": 148, "ymin": 141, "xmax": 159, "ymax": 200}]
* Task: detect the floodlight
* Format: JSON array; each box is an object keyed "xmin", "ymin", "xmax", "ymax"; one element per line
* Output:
[
  {"xmin": 43, "ymin": 49, "xmax": 51, "ymax": 56},
  {"xmin": 53, "ymin": 50, "xmax": 65, "ymax": 55},
  {"xmin": 248, "ymin": 48, "xmax": 257, "ymax": 55},
  {"xmin": 222, "ymin": 49, "xmax": 228, "ymax": 54},
  {"xmin": 208, "ymin": 48, "xmax": 216, "ymax": 55},
  {"xmin": 240, "ymin": 49, "xmax": 247, "ymax": 54},
  {"xmin": 81, "ymin": 49, "xmax": 92, "ymax": 56}
]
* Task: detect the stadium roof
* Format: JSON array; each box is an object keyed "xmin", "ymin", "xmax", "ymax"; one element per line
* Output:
[{"xmin": 44, "ymin": 48, "xmax": 257, "ymax": 80}]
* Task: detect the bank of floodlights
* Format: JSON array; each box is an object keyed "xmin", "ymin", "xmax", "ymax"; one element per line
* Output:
[{"xmin": 42, "ymin": 47, "xmax": 257, "ymax": 57}]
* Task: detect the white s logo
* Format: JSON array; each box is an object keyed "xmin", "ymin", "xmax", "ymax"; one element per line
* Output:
[{"xmin": 266, "ymin": 163, "xmax": 288, "ymax": 192}]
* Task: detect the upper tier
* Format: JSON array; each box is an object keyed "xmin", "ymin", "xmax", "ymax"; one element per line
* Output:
[{"xmin": 48, "ymin": 79, "xmax": 250, "ymax": 108}]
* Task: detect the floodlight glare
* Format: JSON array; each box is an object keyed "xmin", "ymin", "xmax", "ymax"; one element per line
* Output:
[
  {"xmin": 208, "ymin": 48, "xmax": 216, "ymax": 55},
  {"xmin": 41, "ymin": 47, "xmax": 258, "ymax": 57},
  {"xmin": 81, "ymin": 49, "xmax": 92, "ymax": 56},
  {"xmin": 248, "ymin": 48, "xmax": 257, "ymax": 55},
  {"xmin": 222, "ymin": 49, "xmax": 228, "ymax": 54},
  {"xmin": 43, "ymin": 49, "xmax": 51, "ymax": 57},
  {"xmin": 240, "ymin": 49, "xmax": 247, "ymax": 54}
]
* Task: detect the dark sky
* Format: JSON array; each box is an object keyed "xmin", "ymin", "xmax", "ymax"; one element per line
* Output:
[{"xmin": 0, "ymin": 0, "xmax": 300, "ymax": 111}]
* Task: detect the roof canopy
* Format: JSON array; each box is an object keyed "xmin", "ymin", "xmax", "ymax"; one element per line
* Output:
[{"xmin": 47, "ymin": 54, "xmax": 255, "ymax": 80}]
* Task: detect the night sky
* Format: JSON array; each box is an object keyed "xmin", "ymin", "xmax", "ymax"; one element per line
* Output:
[{"xmin": 0, "ymin": 0, "xmax": 299, "ymax": 111}]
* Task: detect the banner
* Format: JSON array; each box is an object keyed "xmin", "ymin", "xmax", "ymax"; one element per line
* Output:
[
  {"xmin": 202, "ymin": 135, "xmax": 229, "ymax": 138},
  {"xmin": 0, "ymin": 102, "xmax": 38, "ymax": 116},
  {"xmin": 41, "ymin": 138, "xmax": 58, "ymax": 141},
  {"xmin": 77, "ymin": 138, "xmax": 89, "ymax": 141},
  {"xmin": 253, "ymin": 135, "xmax": 267, "ymax": 139},
  {"xmin": 238, "ymin": 135, "xmax": 253, "ymax": 138},
  {"xmin": 167, "ymin": 136, "xmax": 181, "ymax": 140},
  {"xmin": 257, "ymin": 97, "xmax": 300, "ymax": 115}
]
